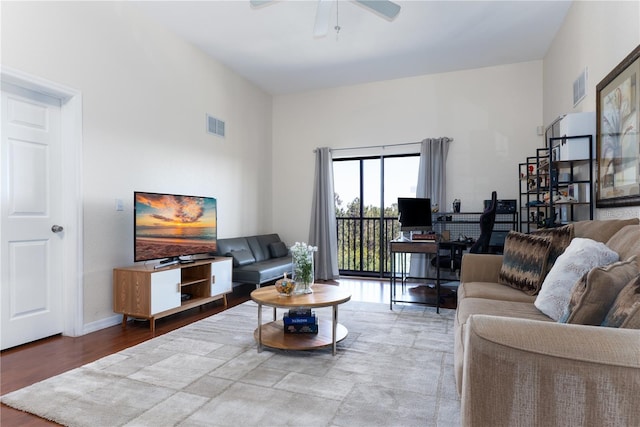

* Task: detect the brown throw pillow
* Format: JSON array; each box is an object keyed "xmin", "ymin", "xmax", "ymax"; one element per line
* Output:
[
  {"xmin": 498, "ymin": 231, "xmax": 552, "ymax": 295},
  {"xmin": 562, "ymin": 257, "xmax": 638, "ymax": 325},
  {"xmin": 533, "ymin": 224, "xmax": 574, "ymax": 272},
  {"xmin": 602, "ymin": 274, "xmax": 640, "ymax": 329}
]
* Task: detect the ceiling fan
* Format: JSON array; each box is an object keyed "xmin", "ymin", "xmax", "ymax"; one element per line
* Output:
[{"xmin": 250, "ymin": 0, "xmax": 401, "ymax": 37}]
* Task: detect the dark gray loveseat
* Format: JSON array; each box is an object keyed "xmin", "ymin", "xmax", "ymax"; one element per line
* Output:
[{"xmin": 215, "ymin": 233, "xmax": 292, "ymax": 288}]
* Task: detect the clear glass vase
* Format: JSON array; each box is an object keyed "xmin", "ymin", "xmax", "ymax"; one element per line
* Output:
[{"xmin": 292, "ymin": 249, "xmax": 314, "ymax": 294}]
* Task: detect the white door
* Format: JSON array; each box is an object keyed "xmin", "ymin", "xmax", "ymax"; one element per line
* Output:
[{"xmin": 1, "ymin": 82, "xmax": 65, "ymax": 350}]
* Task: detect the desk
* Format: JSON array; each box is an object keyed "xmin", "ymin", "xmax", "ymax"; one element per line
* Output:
[
  {"xmin": 389, "ymin": 240, "xmax": 441, "ymax": 312},
  {"xmin": 436, "ymin": 240, "xmax": 470, "ymax": 270}
]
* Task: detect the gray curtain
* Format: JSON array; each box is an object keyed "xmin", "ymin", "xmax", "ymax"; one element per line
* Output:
[
  {"xmin": 410, "ymin": 137, "xmax": 452, "ymax": 277},
  {"xmin": 309, "ymin": 147, "xmax": 339, "ymax": 280},
  {"xmin": 417, "ymin": 137, "xmax": 451, "ymax": 207}
]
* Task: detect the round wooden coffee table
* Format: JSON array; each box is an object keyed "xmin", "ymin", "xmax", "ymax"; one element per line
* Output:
[{"xmin": 250, "ymin": 284, "xmax": 351, "ymax": 356}]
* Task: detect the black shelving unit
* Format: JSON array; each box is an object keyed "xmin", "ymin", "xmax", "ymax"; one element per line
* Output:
[
  {"xmin": 519, "ymin": 147, "xmax": 551, "ymax": 233},
  {"xmin": 548, "ymin": 135, "xmax": 594, "ymax": 224},
  {"xmin": 519, "ymin": 135, "xmax": 594, "ymax": 232}
]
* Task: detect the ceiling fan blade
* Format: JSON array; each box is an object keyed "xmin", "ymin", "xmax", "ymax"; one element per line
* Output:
[
  {"xmin": 355, "ymin": 0, "xmax": 401, "ymax": 20},
  {"xmin": 249, "ymin": 0, "xmax": 273, "ymax": 8},
  {"xmin": 313, "ymin": 0, "xmax": 333, "ymax": 37}
]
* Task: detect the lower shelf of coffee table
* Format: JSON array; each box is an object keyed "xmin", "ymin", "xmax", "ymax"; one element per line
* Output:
[{"xmin": 254, "ymin": 319, "xmax": 348, "ymax": 351}]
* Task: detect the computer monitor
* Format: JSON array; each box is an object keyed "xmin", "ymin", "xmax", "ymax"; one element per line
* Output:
[{"xmin": 397, "ymin": 197, "xmax": 432, "ymax": 231}]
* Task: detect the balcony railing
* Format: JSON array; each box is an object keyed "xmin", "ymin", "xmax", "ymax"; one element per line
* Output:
[
  {"xmin": 336, "ymin": 216, "xmax": 400, "ymax": 276},
  {"xmin": 336, "ymin": 212, "xmax": 518, "ymax": 277}
]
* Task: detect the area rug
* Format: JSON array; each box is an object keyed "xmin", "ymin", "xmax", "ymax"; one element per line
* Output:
[{"xmin": 1, "ymin": 301, "xmax": 460, "ymax": 427}]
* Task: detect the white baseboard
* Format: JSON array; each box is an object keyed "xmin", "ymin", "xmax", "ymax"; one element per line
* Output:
[{"xmin": 82, "ymin": 314, "xmax": 122, "ymax": 335}]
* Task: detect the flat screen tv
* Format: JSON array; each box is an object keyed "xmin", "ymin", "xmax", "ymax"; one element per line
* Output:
[
  {"xmin": 134, "ymin": 191, "xmax": 217, "ymax": 263},
  {"xmin": 397, "ymin": 197, "xmax": 432, "ymax": 231}
]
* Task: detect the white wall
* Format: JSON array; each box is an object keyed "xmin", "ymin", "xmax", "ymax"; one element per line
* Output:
[
  {"xmin": 2, "ymin": 2, "xmax": 273, "ymax": 326},
  {"xmin": 543, "ymin": 1, "xmax": 640, "ymax": 220},
  {"xmin": 272, "ymin": 61, "xmax": 544, "ymax": 244}
]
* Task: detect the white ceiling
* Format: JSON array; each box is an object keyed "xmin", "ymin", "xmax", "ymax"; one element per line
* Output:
[{"xmin": 132, "ymin": 0, "xmax": 573, "ymax": 95}]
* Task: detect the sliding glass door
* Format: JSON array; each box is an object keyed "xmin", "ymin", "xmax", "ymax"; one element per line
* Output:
[{"xmin": 334, "ymin": 155, "xmax": 419, "ymax": 277}]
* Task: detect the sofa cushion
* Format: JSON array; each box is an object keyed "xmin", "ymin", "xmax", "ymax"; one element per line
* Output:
[
  {"xmin": 216, "ymin": 237, "xmax": 251, "ymax": 256},
  {"xmin": 234, "ymin": 257, "xmax": 293, "ymax": 284},
  {"xmin": 561, "ymin": 257, "xmax": 638, "ymax": 325},
  {"xmin": 573, "ymin": 218, "xmax": 639, "ymax": 243},
  {"xmin": 457, "ymin": 298, "xmax": 554, "ymax": 325},
  {"xmin": 602, "ymin": 274, "xmax": 640, "ymax": 329},
  {"xmin": 532, "ymin": 224, "xmax": 574, "ymax": 271},
  {"xmin": 246, "ymin": 236, "xmax": 267, "ymax": 262},
  {"xmin": 458, "ymin": 281, "xmax": 537, "ymax": 303},
  {"xmin": 606, "ymin": 225, "xmax": 640, "ymax": 261},
  {"xmin": 498, "ymin": 231, "xmax": 552, "ymax": 295},
  {"xmin": 535, "ymin": 238, "xmax": 619, "ymax": 321},
  {"xmin": 269, "ymin": 241, "xmax": 289, "ymax": 258},
  {"xmin": 228, "ymin": 249, "xmax": 256, "ymax": 267}
]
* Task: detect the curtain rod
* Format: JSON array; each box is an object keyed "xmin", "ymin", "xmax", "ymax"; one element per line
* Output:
[{"xmin": 313, "ymin": 139, "xmax": 453, "ymax": 153}]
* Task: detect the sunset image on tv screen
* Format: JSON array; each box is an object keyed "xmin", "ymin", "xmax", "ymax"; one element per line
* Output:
[{"xmin": 135, "ymin": 192, "xmax": 217, "ymax": 262}]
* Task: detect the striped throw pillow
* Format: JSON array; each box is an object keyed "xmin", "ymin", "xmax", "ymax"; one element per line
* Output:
[{"xmin": 498, "ymin": 231, "xmax": 552, "ymax": 295}]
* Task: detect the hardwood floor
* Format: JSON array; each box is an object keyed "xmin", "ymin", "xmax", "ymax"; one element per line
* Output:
[{"xmin": 0, "ymin": 277, "xmax": 453, "ymax": 426}]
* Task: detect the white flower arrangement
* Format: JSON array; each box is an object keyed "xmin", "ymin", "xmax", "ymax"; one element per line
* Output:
[
  {"xmin": 290, "ymin": 242, "xmax": 317, "ymax": 286},
  {"xmin": 290, "ymin": 242, "xmax": 318, "ymax": 256}
]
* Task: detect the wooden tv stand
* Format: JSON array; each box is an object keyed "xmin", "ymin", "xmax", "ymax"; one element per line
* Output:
[{"xmin": 113, "ymin": 258, "xmax": 232, "ymax": 331}]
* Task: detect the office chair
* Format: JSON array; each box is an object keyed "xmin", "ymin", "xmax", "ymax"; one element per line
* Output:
[
  {"xmin": 469, "ymin": 191, "xmax": 497, "ymax": 254},
  {"xmin": 431, "ymin": 191, "xmax": 498, "ymax": 272}
]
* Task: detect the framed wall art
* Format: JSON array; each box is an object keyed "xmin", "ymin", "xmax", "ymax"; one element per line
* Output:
[{"xmin": 596, "ymin": 44, "xmax": 640, "ymax": 207}]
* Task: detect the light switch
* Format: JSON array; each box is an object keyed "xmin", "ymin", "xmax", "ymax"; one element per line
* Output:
[{"xmin": 115, "ymin": 198, "xmax": 124, "ymax": 211}]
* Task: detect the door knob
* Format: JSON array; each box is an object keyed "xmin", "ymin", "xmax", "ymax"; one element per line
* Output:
[{"xmin": 51, "ymin": 225, "xmax": 64, "ymax": 233}]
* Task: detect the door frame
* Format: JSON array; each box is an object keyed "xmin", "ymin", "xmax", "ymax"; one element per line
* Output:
[{"xmin": 1, "ymin": 66, "xmax": 84, "ymax": 337}]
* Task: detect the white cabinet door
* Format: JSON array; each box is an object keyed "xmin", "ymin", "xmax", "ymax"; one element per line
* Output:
[
  {"xmin": 211, "ymin": 258, "xmax": 232, "ymax": 297},
  {"xmin": 150, "ymin": 269, "xmax": 181, "ymax": 314}
]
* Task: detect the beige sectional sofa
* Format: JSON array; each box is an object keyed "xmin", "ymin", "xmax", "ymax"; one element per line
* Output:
[{"xmin": 455, "ymin": 218, "xmax": 640, "ymax": 426}]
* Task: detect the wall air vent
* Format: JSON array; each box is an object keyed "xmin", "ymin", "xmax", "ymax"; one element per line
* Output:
[
  {"xmin": 206, "ymin": 114, "xmax": 225, "ymax": 138},
  {"xmin": 573, "ymin": 67, "xmax": 587, "ymax": 107}
]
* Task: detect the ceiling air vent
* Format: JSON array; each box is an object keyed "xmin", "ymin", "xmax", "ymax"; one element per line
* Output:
[
  {"xmin": 573, "ymin": 68, "xmax": 587, "ymax": 107},
  {"xmin": 206, "ymin": 114, "xmax": 225, "ymax": 138}
]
